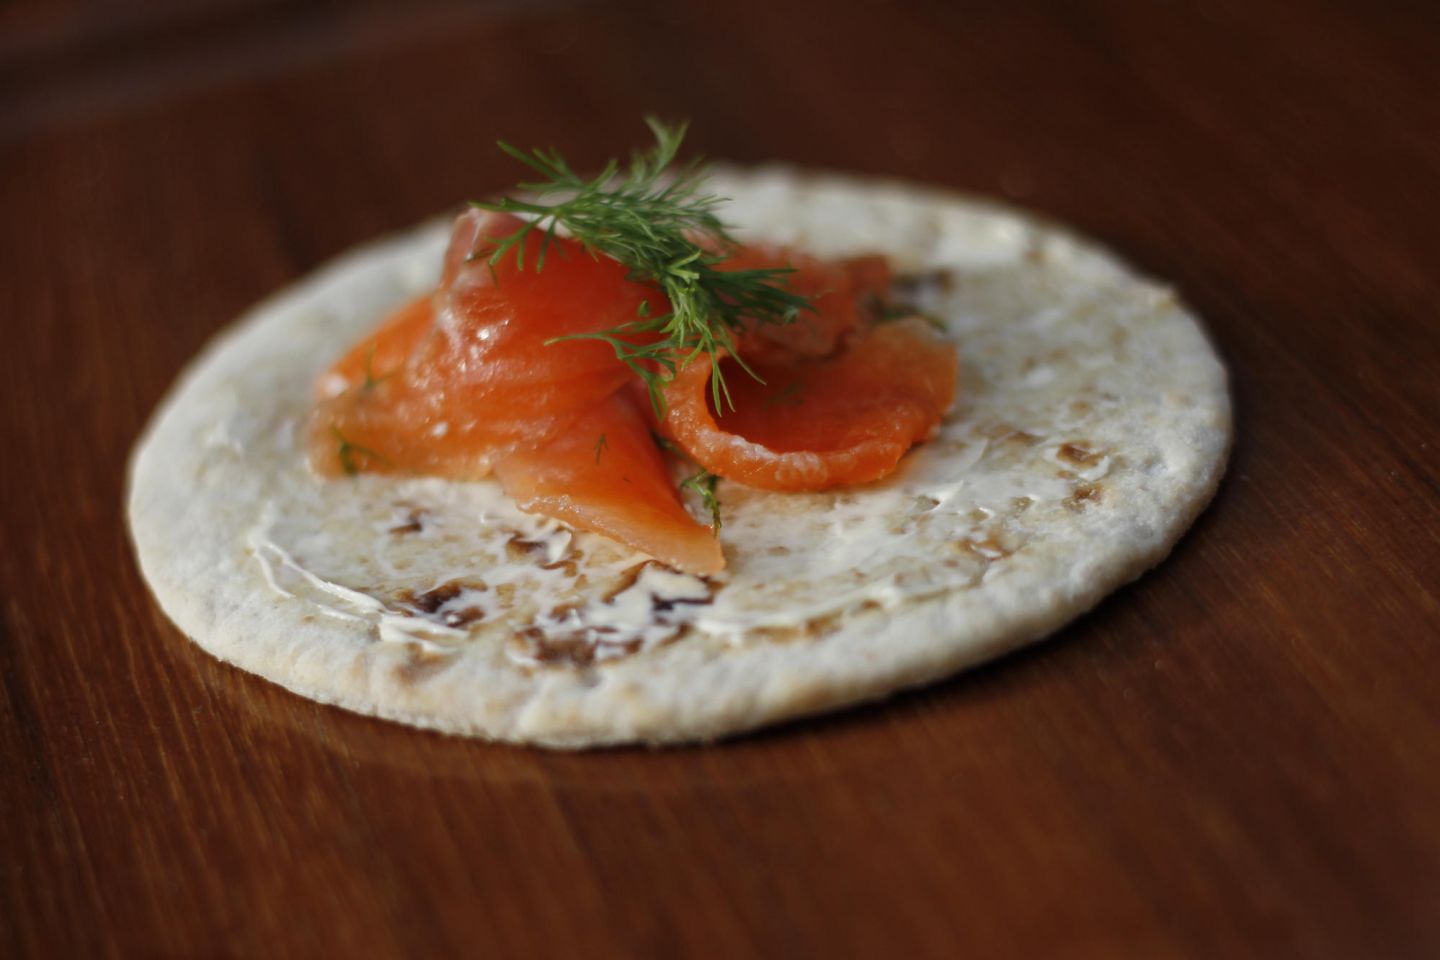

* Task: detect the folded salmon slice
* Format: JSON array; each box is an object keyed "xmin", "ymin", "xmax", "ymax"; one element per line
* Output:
[
  {"xmin": 310, "ymin": 210, "xmax": 666, "ymax": 477},
  {"xmin": 723, "ymin": 245, "xmax": 890, "ymax": 363},
  {"xmin": 316, "ymin": 294, "xmax": 434, "ymax": 400},
  {"xmin": 495, "ymin": 394, "xmax": 723, "ymax": 575},
  {"xmin": 661, "ymin": 319, "xmax": 958, "ymax": 491}
]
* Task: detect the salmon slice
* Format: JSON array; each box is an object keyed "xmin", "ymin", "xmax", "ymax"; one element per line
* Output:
[
  {"xmin": 721, "ymin": 245, "xmax": 891, "ymax": 363},
  {"xmin": 661, "ymin": 319, "xmax": 958, "ymax": 491},
  {"xmin": 316, "ymin": 294, "xmax": 433, "ymax": 400},
  {"xmin": 309, "ymin": 210, "xmax": 665, "ymax": 477},
  {"xmin": 494, "ymin": 394, "xmax": 723, "ymax": 575}
]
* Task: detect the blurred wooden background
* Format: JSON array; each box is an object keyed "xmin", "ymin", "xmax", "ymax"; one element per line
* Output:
[{"xmin": 3, "ymin": 0, "xmax": 1438, "ymax": 956}]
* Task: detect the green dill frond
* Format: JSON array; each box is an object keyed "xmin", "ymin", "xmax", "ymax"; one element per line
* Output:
[
  {"xmin": 679, "ymin": 468, "xmax": 723, "ymax": 533},
  {"xmin": 472, "ymin": 117, "xmax": 809, "ymax": 415},
  {"xmin": 331, "ymin": 425, "xmax": 390, "ymax": 476},
  {"xmin": 650, "ymin": 429, "xmax": 723, "ymax": 529}
]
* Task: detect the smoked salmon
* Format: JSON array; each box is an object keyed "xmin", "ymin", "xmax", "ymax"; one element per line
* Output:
[
  {"xmin": 722, "ymin": 245, "xmax": 891, "ymax": 363},
  {"xmin": 311, "ymin": 211, "xmax": 666, "ymax": 477},
  {"xmin": 660, "ymin": 320, "xmax": 958, "ymax": 492},
  {"xmin": 309, "ymin": 208, "xmax": 957, "ymax": 574},
  {"xmin": 494, "ymin": 395, "xmax": 724, "ymax": 575}
]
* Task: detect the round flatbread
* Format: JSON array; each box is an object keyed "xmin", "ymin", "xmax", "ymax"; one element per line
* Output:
[{"xmin": 127, "ymin": 167, "xmax": 1231, "ymax": 747}]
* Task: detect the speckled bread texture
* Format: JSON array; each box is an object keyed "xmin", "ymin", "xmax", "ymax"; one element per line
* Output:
[{"xmin": 127, "ymin": 167, "xmax": 1231, "ymax": 747}]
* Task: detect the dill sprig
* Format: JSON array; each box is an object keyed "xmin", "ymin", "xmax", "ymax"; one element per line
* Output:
[
  {"xmin": 331, "ymin": 426, "xmax": 389, "ymax": 476},
  {"xmin": 651, "ymin": 432, "xmax": 723, "ymax": 533},
  {"xmin": 679, "ymin": 468, "xmax": 723, "ymax": 532},
  {"xmin": 471, "ymin": 117, "xmax": 809, "ymax": 414}
]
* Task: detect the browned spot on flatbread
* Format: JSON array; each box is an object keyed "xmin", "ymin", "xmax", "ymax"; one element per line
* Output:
[
  {"xmin": 511, "ymin": 626, "xmax": 660, "ymax": 668},
  {"xmin": 392, "ymin": 643, "xmax": 457, "ymax": 685},
  {"xmin": 389, "ymin": 504, "xmax": 428, "ymax": 535},
  {"xmin": 654, "ymin": 592, "xmax": 714, "ymax": 614},
  {"xmin": 512, "ymin": 629, "xmax": 603, "ymax": 667},
  {"xmin": 393, "ymin": 581, "xmax": 489, "ymax": 627},
  {"xmin": 1058, "ymin": 442, "xmax": 1104, "ymax": 467},
  {"xmin": 603, "ymin": 563, "xmax": 650, "ymax": 602},
  {"xmin": 600, "ymin": 563, "xmax": 718, "ymax": 608},
  {"xmin": 746, "ymin": 612, "xmax": 846, "ymax": 645},
  {"xmin": 502, "ymin": 532, "xmax": 581, "ymax": 574},
  {"xmin": 1066, "ymin": 483, "xmax": 1104, "ymax": 511},
  {"xmin": 443, "ymin": 606, "xmax": 485, "ymax": 627},
  {"xmin": 397, "ymin": 581, "xmax": 463, "ymax": 614},
  {"xmin": 514, "ymin": 568, "xmax": 718, "ymax": 668},
  {"xmin": 505, "ymin": 535, "xmax": 548, "ymax": 562},
  {"xmin": 977, "ymin": 421, "xmax": 1042, "ymax": 447},
  {"xmin": 959, "ymin": 531, "xmax": 1015, "ymax": 562}
]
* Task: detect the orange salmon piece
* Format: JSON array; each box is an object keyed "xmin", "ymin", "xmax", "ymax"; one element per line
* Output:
[
  {"xmin": 721, "ymin": 245, "xmax": 891, "ymax": 363},
  {"xmin": 309, "ymin": 210, "xmax": 666, "ymax": 477},
  {"xmin": 495, "ymin": 394, "xmax": 723, "ymax": 575},
  {"xmin": 661, "ymin": 319, "xmax": 957, "ymax": 491},
  {"xmin": 316, "ymin": 294, "xmax": 433, "ymax": 399}
]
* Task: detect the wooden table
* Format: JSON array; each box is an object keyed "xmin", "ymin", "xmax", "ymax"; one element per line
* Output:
[{"xmin": 4, "ymin": 0, "xmax": 1438, "ymax": 955}]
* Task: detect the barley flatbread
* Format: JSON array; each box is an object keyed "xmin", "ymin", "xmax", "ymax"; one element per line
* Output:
[{"xmin": 127, "ymin": 167, "xmax": 1231, "ymax": 747}]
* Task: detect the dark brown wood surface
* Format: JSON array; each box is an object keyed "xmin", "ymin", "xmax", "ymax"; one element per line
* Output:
[{"xmin": 4, "ymin": 0, "xmax": 1438, "ymax": 956}]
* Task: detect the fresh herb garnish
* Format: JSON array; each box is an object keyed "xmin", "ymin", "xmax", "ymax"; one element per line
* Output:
[
  {"xmin": 679, "ymin": 468, "xmax": 723, "ymax": 533},
  {"xmin": 331, "ymin": 425, "xmax": 389, "ymax": 476},
  {"xmin": 471, "ymin": 117, "xmax": 809, "ymax": 415},
  {"xmin": 650, "ymin": 431, "xmax": 723, "ymax": 531},
  {"xmin": 593, "ymin": 432, "xmax": 608, "ymax": 465}
]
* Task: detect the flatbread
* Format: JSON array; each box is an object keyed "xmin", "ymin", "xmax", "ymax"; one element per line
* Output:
[{"xmin": 127, "ymin": 167, "xmax": 1231, "ymax": 747}]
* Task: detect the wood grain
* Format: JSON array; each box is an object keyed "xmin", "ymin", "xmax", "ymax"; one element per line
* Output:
[{"xmin": 3, "ymin": 0, "xmax": 1438, "ymax": 956}]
